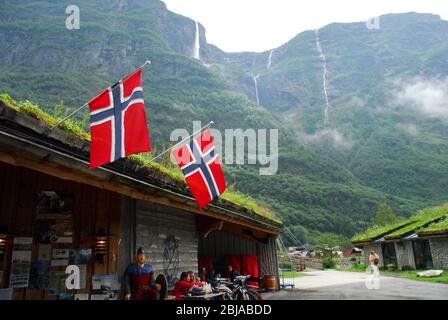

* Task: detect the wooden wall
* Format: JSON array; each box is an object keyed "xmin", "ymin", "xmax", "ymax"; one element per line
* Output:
[
  {"xmin": 199, "ymin": 230, "xmax": 257, "ymax": 258},
  {"xmin": 0, "ymin": 161, "xmax": 122, "ymax": 300},
  {"xmin": 134, "ymin": 199, "xmax": 198, "ymax": 289}
]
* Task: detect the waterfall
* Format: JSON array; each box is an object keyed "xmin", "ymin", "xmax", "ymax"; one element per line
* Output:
[
  {"xmin": 315, "ymin": 29, "xmax": 330, "ymax": 125},
  {"xmin": 193, "ymin": 21, "xmax": 200, "ymax": 60},
  {"xmin": 253, "ymin": 74, "xmax": 260, "ymax": 105},
  {"xmin": 267, "ymin": 49, "xmax": 274, "ymax": 69}
]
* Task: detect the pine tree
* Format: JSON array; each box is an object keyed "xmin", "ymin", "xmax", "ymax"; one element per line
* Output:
[{"xmin": 374, "ymin": 202, "xmax": 398, "ymax": 226}]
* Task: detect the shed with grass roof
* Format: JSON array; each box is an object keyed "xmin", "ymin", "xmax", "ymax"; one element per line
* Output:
[
  {"xmin": 352, "ymin": 204, "xmax": 448, "ymax": 270},
  {"xmin": 0, "ymin": 97, "xmax": 282, "ymax": 299}
]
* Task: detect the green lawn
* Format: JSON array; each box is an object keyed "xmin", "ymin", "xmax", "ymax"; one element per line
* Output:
[
  {"xmin": 280, "ymin": 271, "xmax": 307, "ymax": 278},
  {"xmin": 348, "ymin": 264, "xmax": 448, "ymax": 284},
  {"xmin": 348, "ymin": 263, "xmax": 369, "ymax": 272},
  {"xmin": 399, "ymin": 270, "xmax": 448, "ymax": 284}
]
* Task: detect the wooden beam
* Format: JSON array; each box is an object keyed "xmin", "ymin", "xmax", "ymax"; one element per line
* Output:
[
  {"xmin": 0, "ymin": 147, "xmax": 279, "ymax": 235},
  {"xmin": 199, "ymin": 220, "xmax": 224, "ymax": 239}
]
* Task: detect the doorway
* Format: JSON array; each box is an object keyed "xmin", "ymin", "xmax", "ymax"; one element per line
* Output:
[{"xmin": 412, "ymin": 240, "xmax": 433, "ymax": 270}]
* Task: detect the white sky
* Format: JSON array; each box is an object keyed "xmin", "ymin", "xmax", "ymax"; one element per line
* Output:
[{"xmin": 162, "ymin": 0, "xmax": 447, "ymax": 52}]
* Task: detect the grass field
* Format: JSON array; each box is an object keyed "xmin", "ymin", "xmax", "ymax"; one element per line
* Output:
[
  {"xmin": 348, "ymin": 264, "xmax": 448, "ymax": 284},
  {"xmin": 280, "ymin": 271, "xmax": 308, "ymax": 278},
  {"xmin": 399, "ymin": 270, "xmax": 448, "ymax": 284}
]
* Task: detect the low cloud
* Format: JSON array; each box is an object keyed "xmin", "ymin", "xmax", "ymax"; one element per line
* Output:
[
  {"xmin": 299, "ymin": 128, "xmax": 355, "ymax": 150},
  {"xmin": 390, "ymin": 77, "xmax": 448, "ymax": 119},
  {"xmin": 396, "ymin": 123, "xmax": 420, "ymax": 136}
]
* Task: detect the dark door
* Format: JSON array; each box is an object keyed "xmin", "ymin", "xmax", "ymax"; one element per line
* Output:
[
  {"xmin": 412, "ymin": 240, "xmax": 433, "ymax": 270},
  {"xmin": 381, "ymin": 243, "xmax": 397, "ymax": 267}
]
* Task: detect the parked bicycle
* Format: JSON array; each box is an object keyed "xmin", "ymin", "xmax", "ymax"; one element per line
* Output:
[
  {"xmin": 230, "ymin": 275, "xmax": 263, "ymax": 300},
  {"xmin": 208, "ymin": 276, "xmax": 233, "ymax": 300}
]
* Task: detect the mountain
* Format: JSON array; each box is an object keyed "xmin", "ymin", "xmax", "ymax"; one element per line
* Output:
[
  {"xmin": 206, "ymin": 12, "xmax": 448, "ymax": 208},
  {"xmin": 1, "ymin": 0, "xmax": 447, "ymax": 245}
]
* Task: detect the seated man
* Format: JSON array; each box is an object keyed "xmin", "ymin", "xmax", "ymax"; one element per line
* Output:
[
  {"xmin": 173, "ymin": 272, "xmax": 194, "ymax": 300},
  {"xmin": 226, "ymin": 265, "xmax": 241, "ymax": 282},
  {"xmin": 124, "ymin": 247, "xmax": 161, "ymax": 300}
]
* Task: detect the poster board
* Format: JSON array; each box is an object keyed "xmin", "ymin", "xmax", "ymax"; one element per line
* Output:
[{"xmin": 9, "ymin": 237, "xmax": 32, "ymax": 288}]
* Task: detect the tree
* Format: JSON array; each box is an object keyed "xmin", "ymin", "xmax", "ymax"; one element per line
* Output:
[
  {"xmin": 318, "ymin": 232, "xmax": 351, "ymax": 250},
  {"xmin": 374, "ymin": 202, "xmax": 398, "ymax": 226}
]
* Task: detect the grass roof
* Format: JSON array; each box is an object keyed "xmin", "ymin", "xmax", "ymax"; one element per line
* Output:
[
  {"xmin": 385, "ymin": 204, "xmax": 448, "ymax": 239},
  {"xmin": 418, "ymin": 216, "xmax": 448, "ymax": 236},
  {"xmin": 352, "ymin": 203, "xmax": 448, "ymax": 243},
  {"xmin": 352, "ymin": 220, "xmax": 411, "ymax": 243},
  {"xmin": 0, "ymin": 93, "xmax": 281, "ymax": 224}
]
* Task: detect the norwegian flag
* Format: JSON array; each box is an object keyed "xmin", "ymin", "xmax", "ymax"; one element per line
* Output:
[
  {"xmin": 88, "ymin": 70, "xmax": 150, "ymax": 169},
  {"xmin": 172, "ymin": 130, "xmax": 226, "ymax": 209}
]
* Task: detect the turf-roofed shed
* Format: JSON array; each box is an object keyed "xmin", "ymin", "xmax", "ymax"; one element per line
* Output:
[
  {"xmin": 352, "ymin": 204, "xmax": 448, "ymax": 271},
  {"xmin": 0, "ymin": 95, "xmax": 282, "ymax": 300}
]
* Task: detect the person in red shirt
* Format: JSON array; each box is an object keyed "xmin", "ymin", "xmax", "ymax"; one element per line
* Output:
[{"xmin": 173, "ymin": 272, "xmax": 194, "ymax": 300}]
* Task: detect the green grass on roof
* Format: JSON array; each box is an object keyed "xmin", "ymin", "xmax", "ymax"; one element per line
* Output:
[
  {"xmin": 418, "ymin": 216, "xmax": 448, "ymax": 236},
  {"xmin": 353, "ymin": 203, "xmax": 448, "ymax": 242},
  {"xmin": 0, "ymin": 93, "xmax": 280, "ymax": 224},
  {"xmin": 385, "ymin": 204, "xmax": 448, "ymax": 239},
  {"xmin": 352, "ymin": 220, "xmax": 410, "ymax": 243},
  {"xmin": 0, "ymin": 93, "xmax": 90, "ymax": 141},
  {"xmin": 221, "ymin": 190, "xmax": 281, "ymax": 223}
]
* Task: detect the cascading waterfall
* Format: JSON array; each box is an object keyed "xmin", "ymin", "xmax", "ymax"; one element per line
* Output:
[
  {"xmin": 315, "ymin": 29, "xmax": 330, "ymax": 125},
  {"xmin": 267, "ymin": 49, "xmax": 274, "ymax": 69},
  {"xmin": 193, "ymin": 21, "xmax": 200, "ymax": 60},
  {"xmin": 253, "ymin": 74, "xmax": 260, "ymax": 105}
]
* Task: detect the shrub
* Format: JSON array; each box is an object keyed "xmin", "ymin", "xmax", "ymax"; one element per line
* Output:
[{"xmin": 322, "ymin": 255, "xmax": 336, "ymax": 269}]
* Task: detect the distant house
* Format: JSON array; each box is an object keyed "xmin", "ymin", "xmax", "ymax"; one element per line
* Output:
[
  {"xmin": 342, "ymin": 247, "xmax": 363, "ymax": 258},
  {"xmin": 291, "ymin": 244, "xmax": 315, "ymax": 257},
  {"xmin": 352, "ymin": 204, "xmax": 448, "ymax": 270}
]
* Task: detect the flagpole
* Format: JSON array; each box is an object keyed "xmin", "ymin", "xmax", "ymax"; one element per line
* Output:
[
  {"xmin": 149, "ymin": 121, "xmax": 214, "ymax": 163},
  {"xmin": 52, "ymin": 60, "xmax": 151, "ymax": 128}
]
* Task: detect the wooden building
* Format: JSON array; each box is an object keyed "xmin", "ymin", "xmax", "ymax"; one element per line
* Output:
[{"xmin": 0, "ymin": 104, "xmax": 282, "ymax": 299}]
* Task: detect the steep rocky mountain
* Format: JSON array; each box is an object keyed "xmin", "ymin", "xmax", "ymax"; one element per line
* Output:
[
  {"xmin": 206, "ymin": 12, "xmax": 448, "ymax": 210},
  {"xmin": 1, "ymin": 0, "xmax": 446, "ymax": 245}
]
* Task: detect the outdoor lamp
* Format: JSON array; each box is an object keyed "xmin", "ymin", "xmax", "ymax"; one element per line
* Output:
[
  {"xmin": 0, "ymin": 226, "xmax": 12, "ymax": 252},
  {"xmin": 89, "ymin": 228, "xmax": 113, "ymax": 264}
]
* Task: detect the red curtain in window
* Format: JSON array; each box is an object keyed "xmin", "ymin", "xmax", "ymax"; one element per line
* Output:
[{"xmin": 241, "ymin": 255, "xmax": 259, "ymax": 278}]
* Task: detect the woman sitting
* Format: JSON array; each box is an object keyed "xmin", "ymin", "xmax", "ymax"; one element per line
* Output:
[
  {"xmin": 188, "ymin": 270, "xmax": 204, "ymax": 287},
  {"xmin": 173, "ymin": 272, "xmax": 194, "ymax": 300}
]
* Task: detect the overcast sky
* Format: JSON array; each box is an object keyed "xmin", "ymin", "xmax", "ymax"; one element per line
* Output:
[{"xmin": 162, "ymin": 0, "xmax": 447, "ymax": 52}]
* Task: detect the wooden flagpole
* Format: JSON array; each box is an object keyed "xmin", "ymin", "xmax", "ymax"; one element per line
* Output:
[{"xmin": 52, "ymin": 60, "xmax": 151, "ymax": 128}]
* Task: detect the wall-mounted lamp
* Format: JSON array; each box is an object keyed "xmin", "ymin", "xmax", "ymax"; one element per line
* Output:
[
  {"xmin": 0, "ymin": 226, "xmax": 12, "ymax": 253},
  {"xmin": 89, "ymin": 228, "xmax": 114, "ymax": 264}
]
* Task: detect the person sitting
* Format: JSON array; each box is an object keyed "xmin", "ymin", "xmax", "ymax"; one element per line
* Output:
[
  {"xmin": 173, "ymin": 272, "xmax": 194, "ymax": 300},
  {"xmin": 198, "ymin": 266, "xmax": 208, "ymax": 284},
  {"xmin": 187, "ymin": 270, "xmax": 204, "ymax": 287},
  {"xmin": 124, "ymin": 247, "xmax": 161, "ymax": 300},
  {"xmin": 226, "ymin": 265, "xmax": 241, "ymax": 282}
]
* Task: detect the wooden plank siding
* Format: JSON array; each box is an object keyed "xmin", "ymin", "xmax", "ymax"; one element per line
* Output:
[{"xmin": 0, "ymin": 161, "xmax": 122, "ymax": 300}]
